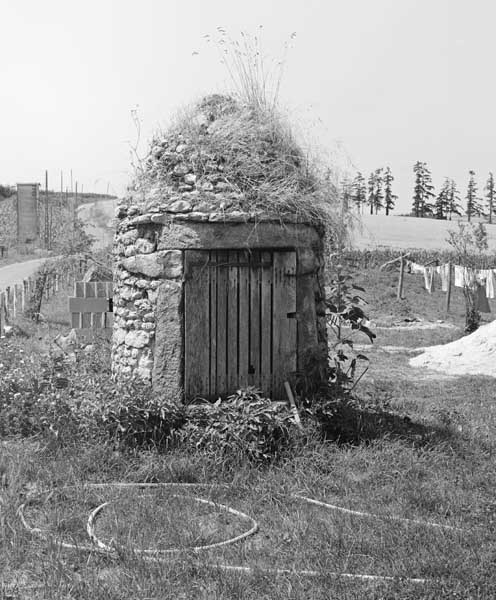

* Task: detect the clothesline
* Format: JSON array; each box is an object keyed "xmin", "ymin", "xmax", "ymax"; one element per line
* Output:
[{"xmin": 407, "ymin": 260, "xmax": 493, "ymax": 312}]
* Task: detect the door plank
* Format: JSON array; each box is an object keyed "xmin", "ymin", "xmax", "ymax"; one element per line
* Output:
[
  {"xmin": 216, "ymin": 250, "xmax": 229, "ymax": 397},
  {"xmin": 209, "ymin": 251, "xmax": 218, "ymax": 399},
  {"xmin": 238, "ymin": 250, "xmax": 250, "ymax": 389},
  {"xmin": 260, "ymin": 251, "xmax": 273, "ymax": 396},
  {"xmin": 227, "ymin": 251, "xmax": 239, "ymax": 394},
  {"xmin": 249, "ymin": 251, "xmax": 261, "ymax": 388},
  {"xmin": 184, "ymin": 250, "xmax": 210, "ymax": 399},
  {"xmin": 272, "ymin": 251, "xmax": 297, "ymax": 399}
]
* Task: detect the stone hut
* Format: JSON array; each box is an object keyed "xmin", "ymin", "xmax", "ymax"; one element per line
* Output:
[{"xmin": 112, "ymin": 96, "xmax": 331, "ymax": 401}]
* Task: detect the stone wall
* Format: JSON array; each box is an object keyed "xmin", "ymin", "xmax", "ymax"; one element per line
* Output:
[{"xmin": 112, "ymin": 197, "xmax": 327, "ymax": 399}]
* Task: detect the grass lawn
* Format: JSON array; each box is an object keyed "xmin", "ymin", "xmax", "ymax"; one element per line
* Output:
[{"xmin": 1, "ymin": 267, "xmax": 495, "ymax": 599}]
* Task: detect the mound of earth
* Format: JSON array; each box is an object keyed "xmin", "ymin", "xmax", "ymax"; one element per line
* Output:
[{"xmin": 409, "ymin": 320, "xmax": 496, "ymax": 377}]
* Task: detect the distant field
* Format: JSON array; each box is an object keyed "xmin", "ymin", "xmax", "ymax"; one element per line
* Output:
[{"xmin": 350, "ymin": 214, "xmax": 496, "ymax": 251}]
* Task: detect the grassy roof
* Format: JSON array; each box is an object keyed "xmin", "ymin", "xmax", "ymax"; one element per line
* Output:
[{"xmin": 135, "ymin": 95, "xmax": 340, "ymax": 229}]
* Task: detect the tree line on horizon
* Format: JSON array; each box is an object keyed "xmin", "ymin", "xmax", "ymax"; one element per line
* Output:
[
  {"xmin": 342, "ymin": 167, "xmax": 397, "ymax": 216},
  {"xmin": 345, "ymin": 163, "xmax": 496, "ymax": 223}
]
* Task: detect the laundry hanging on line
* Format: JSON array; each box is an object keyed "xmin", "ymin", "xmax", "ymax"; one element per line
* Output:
[{"xmin": 407, "ymin": 260, "xmax": 496, "ymax": 299}]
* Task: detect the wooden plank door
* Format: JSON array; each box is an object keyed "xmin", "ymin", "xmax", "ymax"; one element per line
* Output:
[{"xmin": 184, "ymin": 249, "xmax": 297, "ymax": 400}]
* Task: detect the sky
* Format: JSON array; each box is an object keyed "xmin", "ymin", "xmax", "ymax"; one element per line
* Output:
[{"xmin": 1, "ymin": 0, "xmax": 496, "ymax": 211}]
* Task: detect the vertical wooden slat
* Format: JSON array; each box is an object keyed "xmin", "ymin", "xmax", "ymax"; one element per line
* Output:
[
  {"xmin": 106, "ymin": 312, "xmax": 114, "ymax": 328},
  {"xmin": 272, "ymin": 251, "xmax": 297, "ymax": 399},
  {"xmin": 216, "ymin": 250, "xmax": 228, "ymax": 396},
  {"xmin": 209, "ymin": 251, "xmax": 218, "ymax": 398},
  {"xmin": 3, "ymin": 290, "xmax": 8, "ymax": 325},
  {"xmin": 260, "ymin": 251, "xmax": 273, "ymax": 396},
  {"xmin": 21, "ymin": 279, "xmax": 26, "ymax": 312},
  {"xmin": 227, "ymin": 251, "xmax": 239, "ymax": 394},
  {"xmin": 95, "ymin": 281, "xmax": 107, "ymax": 328},
  {"xmin": 238, "ymin": 250, "xmax": 250, "ymax": 389},
  {"xmin": 12, "ymin": 284, "xmax": 17, "ymax": 318},
  {"xmin": 81, "ymin": 282, "xmax": 94, "ymax": 329},
  {"xmin": 184, "ymin": 251, "xmax": 210, "ymax": 399},
  {"xmin": 0, "ymin": 293, "xmax": 4, "ymax": 336},
  {"xmin": 106, "ymin": 281, "xmax": 113, "ymax": 327},
  {"xmin": 249, "ymin": 251, "xmax": 261, "ymax": 388},
  {"xmin": 74, "ymin": 281, "xmax": 84, "ymax": 328}
]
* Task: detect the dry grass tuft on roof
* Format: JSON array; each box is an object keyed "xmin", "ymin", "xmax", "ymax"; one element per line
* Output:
[{"xmin": 136, "ymin": 94, "xmax": 341, "ymax": 230}]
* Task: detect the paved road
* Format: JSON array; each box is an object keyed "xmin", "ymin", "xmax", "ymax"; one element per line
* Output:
[
  {"xmin": 0, "ymin": 257, "xmax": 52, "ymax": 289},
  {"xmin": 0, "ymin": 197, "xmax": 116, "ymax": 291},
  {"xmin": 78, "ymin": 198, "xmax": 116, "ymax": 249}
]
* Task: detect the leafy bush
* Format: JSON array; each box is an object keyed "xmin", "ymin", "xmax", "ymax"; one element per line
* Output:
[
  {"xmin": 183, "ymin": 389, "xmax": 295, "ymax": 462},
  {"xmin": 0, "ymin": 335, "xmax": 297, "ymax": 462}
]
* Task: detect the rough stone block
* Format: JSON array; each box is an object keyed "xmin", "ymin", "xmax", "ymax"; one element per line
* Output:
[
  {"xmin": 157, "ymin": 250, "xmax": 183, "ymax": 279},
  {"xmin": 124, "ymin": 330, "xmax": 150, "ymax": 348},
  {"xmin": 168, "ymin": 200, "xmax": 192, "ymax": 213},
  {"xmin": 135, "ymin": 238, "xmax": 157, "ymax": 254},
  {"xmin": 152, "ymin": 280, "xmax": 182, "ymax": 397},
  {"xmin": 120, "ymin": 229, "xmax": 139, "ymax": 245},
  {"xmin": 122, "ymin": 253, "xmax": 163, "ymax": 278},
  {"xmin": 184, "ymin": 173, "xmax": 197, "ymax": 185},
  {"xmin": 113, "ymin": 328, "xmax": 126, "ymax": 346}
]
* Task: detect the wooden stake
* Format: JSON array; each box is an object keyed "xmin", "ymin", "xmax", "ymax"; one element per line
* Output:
[
  {"xmin": 284, "ymin": 381, "xmax": 303, "ymax": 431},
  {"xmin": 397, "ymin": 255, "xmax": 405, "ymax": 300},
  {"xmin": 21, "ymin": 280, "xmax": 26, "ymax": 312},
  {"xmin": 446, "ymin": 262, "xmax": 452, "ymax": 314},
  {"xmin": 0, "ymin": 293, "xmax": 4, "ymax": 336}
]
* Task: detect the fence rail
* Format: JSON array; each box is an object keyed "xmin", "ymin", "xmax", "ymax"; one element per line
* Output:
[{"xmin": 0, "ymin": 256, "xmax": 90, "ymax": 336}]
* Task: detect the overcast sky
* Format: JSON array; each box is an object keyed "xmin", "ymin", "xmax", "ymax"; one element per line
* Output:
[{"xmin": 1, "ymin": 0, "xmax": 495, "ymax": 212}]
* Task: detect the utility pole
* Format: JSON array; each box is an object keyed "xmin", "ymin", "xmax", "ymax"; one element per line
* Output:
[
  {"xmin": 74, "ymin": 181, "xmax": 78, "ymax": 234},
  {"xmin": 45, "ymin": 170, "xmax": 49, "ymax": 249}
]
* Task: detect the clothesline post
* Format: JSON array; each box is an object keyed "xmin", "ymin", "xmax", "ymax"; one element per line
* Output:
[
  {"xmin": 445, "ymin": 262, "xmax": 452, "ymax": 314},
  {"xmin": 397, "ymin": 255, "xmax": 405, "ymax": 300}
]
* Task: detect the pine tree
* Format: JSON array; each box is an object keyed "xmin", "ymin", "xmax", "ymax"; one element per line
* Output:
[
  {"xmin": 466, "ymin": 170, "xmax": 480, "ymax": 222},
  {"xmin": 383, "ymin": 166, "xmax": 397, "ymax": 215},
  {"xmin": 485, "ymin": 172, "xmax": 496, "ymax": 224},
  {"xmin": 373, "ymin": 168, "xmax": 384, "ymax": 214},
  {"xmin": 367, "ymin": 172, "xmax": 375, "ymax": 215},
  {"xmin": 366, "ymin": 169, "xmax": 384, "ymax": 215},
  {"xmin": 445, "ymin": 178, "xmax": 462, "ymax": 220},
  {"xmin": 351, "ymin": 172, "xmax": 367, "ymax": 214},
  {"xmin": 412, "ymin": 161, "xmax": 435, "ymax": 217},
  {"xmin": 435, "ymin": 179, "xmax": 449, "ymax": 219}
]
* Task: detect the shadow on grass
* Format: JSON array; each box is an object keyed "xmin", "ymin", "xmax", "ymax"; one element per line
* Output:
[{"xmin": 317, "ymin": 398, "xmax": 461, "ymax": 448}]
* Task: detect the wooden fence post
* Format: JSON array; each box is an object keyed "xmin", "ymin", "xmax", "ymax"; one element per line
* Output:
[
  {"xmin": 0, "ymin": 293, "xmax": 4, "ymax": 336},
  {"xmin": 397, "ymin": 255, "xmax": 405, "ymax": 300},
  {"xmin": 2, "ymin": 290, "xmax": 8, "ymax": 327},
  {"xmin": 21, "ymin": 279, "xmax": 26, "ymax": 312},
  {"xmin": 12, "ymin": 284, "xmax": 17, "ymax": 318},
  {"xmin": 445, "ymin": 262, "xmax": 452, "ymax": 314}
]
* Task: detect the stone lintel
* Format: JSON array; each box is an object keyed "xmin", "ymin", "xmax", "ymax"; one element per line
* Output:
[{"xmin": 158, "ymin": 221, "xmax": 321, "ymax": 251}]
